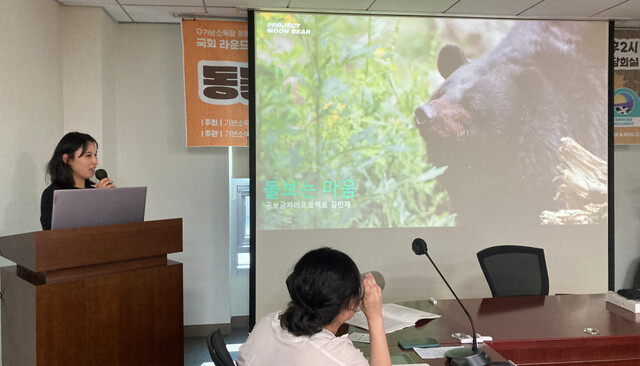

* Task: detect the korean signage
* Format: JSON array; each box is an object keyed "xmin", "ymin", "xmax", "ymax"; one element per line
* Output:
[
  {"xmin": 614, "ymin": 30, "xmax": 640, "ymax": 145},
  {"xmin": 263, "ymin": 179, "xmax": 356, "ymax": 211},
  {"xmin": 182, "ymin": 19, "xmax": 249, "ymax": 147}
]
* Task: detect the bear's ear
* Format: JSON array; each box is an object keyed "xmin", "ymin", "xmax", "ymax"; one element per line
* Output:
[
  {"xmin": 437, "ymin": 44, "xmax": 468, "ymax": 79},
  {"xmin": 516, "ymin": 67, "xmax": 546, "ymax": 100}
]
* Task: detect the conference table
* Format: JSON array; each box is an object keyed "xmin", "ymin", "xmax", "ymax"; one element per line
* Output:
[{"xmin": 352, "ymin": 294, "xmax": 640, "ymax": 365}]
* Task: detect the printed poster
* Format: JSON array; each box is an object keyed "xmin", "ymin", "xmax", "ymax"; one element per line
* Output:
[
  {"xmin": 614, "ymin": 29, "xmax": 640, "ymax": 145},
  {"xmin": 182, "ymin": 19, "xmax": 249, "ymax": 147}
]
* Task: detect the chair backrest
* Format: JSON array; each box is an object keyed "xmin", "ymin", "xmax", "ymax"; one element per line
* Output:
[
  {"xmin": 207, "ymin": 329, "xmax": 236, "ymax": 366},
  {"xmin": 633, "ymin": 259, "xmax": 640, "ymax": 289},
  {"xmin": 476, "ymin": 245, "xmax": 549, "ymax": 297}
]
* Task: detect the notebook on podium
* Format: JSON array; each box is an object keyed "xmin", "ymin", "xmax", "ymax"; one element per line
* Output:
[{"xmin": 51, "ymin": 186, "xmax": 147, "ymax": 230}]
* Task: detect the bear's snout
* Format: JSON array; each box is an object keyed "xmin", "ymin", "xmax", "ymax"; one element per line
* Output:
[
  {"xmin": 414, "ymin": 104, "xmax": 437, "ymax": 125},
  {"xmin": 414, "ymin": 99, "xmax": 470, "ymax": 140}
]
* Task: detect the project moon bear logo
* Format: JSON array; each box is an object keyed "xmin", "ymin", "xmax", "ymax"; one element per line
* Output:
[{"xmin": 615, "ymin": 91, "xmax": 634, "ymax": 115}]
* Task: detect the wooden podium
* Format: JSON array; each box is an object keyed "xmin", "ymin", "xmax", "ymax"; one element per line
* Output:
[{"xmin": 0, "ymin": 219, "xmax": 184, "ymax": 366}]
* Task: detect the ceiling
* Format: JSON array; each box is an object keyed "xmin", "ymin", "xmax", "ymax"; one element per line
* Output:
[{"xmin": 56, "ymin": 0, "xmax": 640, "ymax": 27}]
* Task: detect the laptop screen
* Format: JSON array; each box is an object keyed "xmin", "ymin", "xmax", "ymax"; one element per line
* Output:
[{"xmin": 51, "ymin": 187, "xmax": 147, "ymax": 230}]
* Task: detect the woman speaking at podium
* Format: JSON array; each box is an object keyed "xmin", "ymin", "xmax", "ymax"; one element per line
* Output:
[
  {"xmin": 238, "ymin": 247, "xmax": 391, "ymax": 366},
  {"xmin": 40, "ymin": 132, "xmax": 115, "ymax": 230}
]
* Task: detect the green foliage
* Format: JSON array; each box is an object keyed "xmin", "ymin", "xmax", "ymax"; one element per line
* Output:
[{"xmin": 256, "ymin": 13, "xmax": 455, "ymax": 229}]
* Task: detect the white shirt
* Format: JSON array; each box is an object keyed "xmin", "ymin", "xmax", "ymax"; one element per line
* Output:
[{"xmin": 237, "ymin": 312, "xmax": 369, "ymax": 366}]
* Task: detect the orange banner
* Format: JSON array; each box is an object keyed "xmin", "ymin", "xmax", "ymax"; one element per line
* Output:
[{"xmin": 182, "ymin": 19, "xmax": 249, "ymax": 147}]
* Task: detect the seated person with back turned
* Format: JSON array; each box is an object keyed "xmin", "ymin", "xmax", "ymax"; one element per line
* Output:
[
  {"xmin": 237, "ymin": 247, "xmax": 391, "ymax": 366},
  {"xmin": 40, "ymin": 132, "xmax": 115, "ymax": 230}
]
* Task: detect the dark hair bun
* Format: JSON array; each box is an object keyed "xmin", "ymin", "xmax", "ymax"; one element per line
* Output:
[{"xmin": 280, "ymin": 247, "xmax": 361, "ymax": 336}]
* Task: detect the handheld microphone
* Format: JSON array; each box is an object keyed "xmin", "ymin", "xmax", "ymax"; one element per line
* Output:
[
  {"xmin": 412, "ymin": 238, "xmax": 491, "ymax": 366},
  {"xmin": 361, "ymin": 271, "xmax": 385, "ymax": 291},
  {"xmin": 95, "ymin": 169, "xmax": 108, "ymax": 181}
]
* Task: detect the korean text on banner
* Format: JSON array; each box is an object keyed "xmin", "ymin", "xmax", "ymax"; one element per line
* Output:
[
  {"xmin": 614, "ymin": 29, "xmax": 640, "ymax": 145},
  {"xmin": 182, "ymin": 19, "xmax": 249, "ymax": 147}
]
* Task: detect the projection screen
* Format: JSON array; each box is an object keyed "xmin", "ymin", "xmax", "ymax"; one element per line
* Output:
[{"xmin": 251, "ymin": 11, "xmax": 611, "ymax": 320}]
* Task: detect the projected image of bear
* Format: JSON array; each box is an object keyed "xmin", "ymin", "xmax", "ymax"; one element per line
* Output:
[{"xmin": 414, "ymin": 21, "xmax": 607, "ymax": 225}]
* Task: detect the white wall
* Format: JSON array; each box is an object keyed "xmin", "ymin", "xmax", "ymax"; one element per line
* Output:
[
  {"xmin": 0, "ymin": 0, "xmax": 63, "ymax": 237},
  {"xmin": 63, "ymin": 7, "xmax": 105, "ymax": 141},
  {"xmin": 115, "ymin": 23, "xmax": 231, "ymax": 325},
  {"xmin": 61, "ymin": 6, "xmax": 118, "ymax": 171},
  {"xmin": 614, "ymin": 145, "xmax": 640, "ymax": 288}
]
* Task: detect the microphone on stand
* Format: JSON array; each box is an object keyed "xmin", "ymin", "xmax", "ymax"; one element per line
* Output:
[{"xmin": 412, "ymin": 238, "xmax": 491, "ymax": 366}]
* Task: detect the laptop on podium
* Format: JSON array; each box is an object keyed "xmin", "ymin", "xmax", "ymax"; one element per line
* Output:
[{"xmin": 50, "ymin": 186, "xmax": 147, "ymax": 230}]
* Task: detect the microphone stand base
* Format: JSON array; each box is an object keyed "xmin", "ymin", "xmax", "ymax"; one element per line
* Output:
[{"xmin": 446, "ymin": 347, "xmax": 491, "ymax": 366}]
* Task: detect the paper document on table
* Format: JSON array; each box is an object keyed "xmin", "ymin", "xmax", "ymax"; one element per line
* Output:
[
  {"xmin": 389, "ymin": 353, "xmax": 428, "ymax": 364},
  {"xmin": 413, "ymin": 346, "xmax": 461, "ymax": 359},
  {"xmin": 346, "ymin": 303, "xmax": 441, "ymax": 333},
  {"xmin": 460, "ymin": 335, "xmax": 492, "ymax": 343},
  {"xmin": 348, "ymin": 332, "xmax": 370, "ymax": 343}
]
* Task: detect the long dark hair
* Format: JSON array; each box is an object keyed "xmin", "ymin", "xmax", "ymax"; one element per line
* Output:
[
  {"xmin": 280, "ymin": 247, "xmax": 362, "ymax": 336},
  {"xmin": 46, "ymin": 132, "xmax": 97, "ymax": 187}
]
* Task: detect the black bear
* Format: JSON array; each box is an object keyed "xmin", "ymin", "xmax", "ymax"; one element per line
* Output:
[{"xmin": 414, "ymin": 21, "xmax": 607, "ymax": 226}]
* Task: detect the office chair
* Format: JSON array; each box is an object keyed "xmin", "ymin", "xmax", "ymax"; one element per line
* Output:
[
  {"xmin": 207, "ymin": 329, "xmax": 236, "ymax": 366},
  {"xmin": 476, "ymin": 245, "xmax": 549, "ymax": 297},
  {"xmin": 633, "ymin": 259, "xmax": 640, "ymax": 289}
]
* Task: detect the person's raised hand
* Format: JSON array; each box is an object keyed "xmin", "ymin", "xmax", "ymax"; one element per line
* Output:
[
  {"xmin": 360, "ymin": 273, "xmax": 383, "ymax": 323},
  {"xmin": 360, "ymin": 273, "xmax": 391, "ymax": 366}
]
